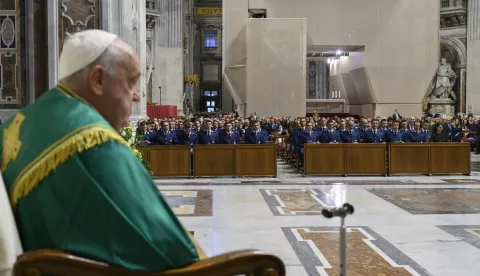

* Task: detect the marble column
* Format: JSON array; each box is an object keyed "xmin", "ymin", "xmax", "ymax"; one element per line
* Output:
[
  {"xmin": 152, "ymin": 0, "xmax": 184, "ymax": 111},
  {"xmin": 108, "ymin": 0, "xmax": 148, "ymax": 120},
  {"xmin": 184, "ymin": 0, "xmax": 196, "ymax": 113},
  {"xmin": 467, "ymin": 0, "xmax": 480, "ymax": 114},
  {"xmin": 47, "ymin": 0, "xmax": 59, "ymax": 89}
]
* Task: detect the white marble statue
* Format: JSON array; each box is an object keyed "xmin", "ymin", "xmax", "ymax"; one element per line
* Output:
[{"xmin": 431, "ymin": 58, "xmax": 457, "ymax": 101}]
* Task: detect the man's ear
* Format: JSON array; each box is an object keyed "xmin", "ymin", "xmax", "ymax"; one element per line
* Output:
[{"xmin": 88, "ymin": 65, "xmax": 106, "ymax": 96}]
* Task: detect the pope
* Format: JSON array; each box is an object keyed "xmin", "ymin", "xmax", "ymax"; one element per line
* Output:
[{"xmin": 0, "ymin": 30, "xmax": 202, "ymax": 271}]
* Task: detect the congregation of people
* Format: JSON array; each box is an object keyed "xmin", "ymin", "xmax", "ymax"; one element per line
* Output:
[{"xmin": 135, "ymin": 110, "xmax": 480, "ymax": 152}]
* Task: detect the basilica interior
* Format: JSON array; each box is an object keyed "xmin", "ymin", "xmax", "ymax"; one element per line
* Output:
[{"xmin": 2, "ymin": 0, "xmax": 480, "ymax": 276}]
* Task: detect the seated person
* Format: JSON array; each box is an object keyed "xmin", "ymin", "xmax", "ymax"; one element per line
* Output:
[
  {"xmin": 175, "ymin": 122, "xmax": 198, "ymax": 145},
  {"xmin": 265, "ymin": 118, "xmax": 279, "ymax": 134},
  {"xmin": 319, "ymin": 119, "xmax": 341, "ymax": 143},
  {"xmin": 245, "ymin": 120, "xmax": 268, "ymax": 144},
  {"xmin": 197, "ymin": 120, "xmax": 218, "ymax": 144},
  {"xmin": 151, "ymin": 120, "xmax": 176, "ymax": 145},
  {"xmin": 430, "ymin": 123, "xmax": 450, "ymax": 142},
  {"xmin": 217, "ymin": 122, "xmax": 241, "ymax": 144},
  {"xmin": 0, "ymin": 30, "xmax": 202, "ymax": 271},
  {"xmin": 364, "ymin": 119, "xmax": 386, "ymax": 143},
  {"xmin": 297, "ymin": 122, "xmax": 320, "ymax": 157},
  {"xmin": 406, "ymin": 121, "xmax": 426, "ymax": 143},
  {"xmin": 340, "ymin": 120, "xmax": 362, "ymax": 143},
  {"xmin": 386, "ymin": 121, "xmax": 407, "ymax": 143},
  {"xmin": 421, "ymin": 121, "xmax": 432, "ymax": 141}
]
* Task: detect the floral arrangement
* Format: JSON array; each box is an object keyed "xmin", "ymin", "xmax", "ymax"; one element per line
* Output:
[{"xmin": 119, "ymin": 122, "xmax": 151, "ymax": 173}]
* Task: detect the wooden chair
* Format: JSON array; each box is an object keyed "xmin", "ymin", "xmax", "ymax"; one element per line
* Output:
[{"xmin": 14, "ymin": 249, "xmax": 285, "ymax": 276}]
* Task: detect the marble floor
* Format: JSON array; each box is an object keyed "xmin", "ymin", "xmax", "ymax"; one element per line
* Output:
[{"xmin": 155, "ymin": 154, "xmax": 480, "ymax": 276}]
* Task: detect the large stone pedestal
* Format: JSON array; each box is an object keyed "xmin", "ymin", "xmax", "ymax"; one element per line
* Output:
[{"xmin": 429, "ymin": 98, "xmax": 456, "ymax": 117}]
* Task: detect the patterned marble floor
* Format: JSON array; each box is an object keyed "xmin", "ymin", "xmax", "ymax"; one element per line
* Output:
[{"xmin": 155, "ymin": 154, "xmax": 480, "ymax": 276}]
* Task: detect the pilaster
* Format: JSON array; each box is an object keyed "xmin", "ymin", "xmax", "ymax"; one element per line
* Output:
[{"xmin": 466, "ymin": 0, "xmax": 480, "ymax": 114}]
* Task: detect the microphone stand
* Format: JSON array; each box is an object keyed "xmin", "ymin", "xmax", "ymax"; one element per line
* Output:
[{"xmin": 322, "ymin": 203, "xmax": 354, "ymax": 276}]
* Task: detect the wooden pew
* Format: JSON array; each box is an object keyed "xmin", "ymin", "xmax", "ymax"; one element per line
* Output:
[
  {"xmin": 235, "ymin": 144, "xmax": 277, "ymax": 177},
  {"xmin": 14, "ymin": 249, "xmax": 286, "ymax": 276},
  {"xmin": 193, "ymin": 144, "xmax": 277, "ymax": 177},
  {"xmin": 303, "ymin": 143, "xmax": 387, "ymax": 176},
  {"xmin": 193, "ymin": 145, "xmax": 236, "ymax": 177},
  {"xmin": 389, "ymin": 142, "xmax": 471, "ymax": 175},
  {"xmin": 141, "ymin": 146, "xmax": 191, "ymax": 178}
]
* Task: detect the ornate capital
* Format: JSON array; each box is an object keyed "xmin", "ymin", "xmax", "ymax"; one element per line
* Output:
[{"xmin": 440, "ymin": 13, "xmax": 467, "ymax": 29}]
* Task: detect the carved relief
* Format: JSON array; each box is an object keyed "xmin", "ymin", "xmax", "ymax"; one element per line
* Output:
[
  {"xmin": 0, "ymin": 0, "xmax": 21, "ymax": 105},
  {"xmin": 59, "ymin": 0, "xmax": 100, "ymax": 53},
  {"xmin": 440, "ymin": 14, "xmax": 467, "ymax": 28}
]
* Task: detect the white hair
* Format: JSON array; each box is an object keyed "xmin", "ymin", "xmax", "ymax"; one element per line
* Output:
[{"xmin": 61, "ymin": 39, "xmax": 125, "ymax": 83}]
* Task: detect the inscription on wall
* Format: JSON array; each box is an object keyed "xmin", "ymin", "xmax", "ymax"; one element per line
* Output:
[{"xmin": 0, "ymin": 0, "xmax": 21, "ymax": 105}]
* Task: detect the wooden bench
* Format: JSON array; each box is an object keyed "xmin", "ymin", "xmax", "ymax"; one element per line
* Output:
[
  {"xmin": 389, "ymin": 142, "xmax": 470, "ymax": 175},
  {"xmin": 303, "ymin": 143, "xmax": 387, "ymax": 176}
]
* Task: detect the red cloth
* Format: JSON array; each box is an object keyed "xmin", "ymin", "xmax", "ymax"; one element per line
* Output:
[{"xmin": 147, "ymin": 105, "xmax": 177, "ymax": 119}]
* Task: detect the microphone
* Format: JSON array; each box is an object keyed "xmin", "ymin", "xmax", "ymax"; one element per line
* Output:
[{"xmin": 322, "ymin": 203, "xmax": 354, "ymax": 218}]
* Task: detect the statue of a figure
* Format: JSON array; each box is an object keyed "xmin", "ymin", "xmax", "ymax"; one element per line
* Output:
[{"xmin": 431, "ymin": 58, "xmax": 457, "ymax": 101}]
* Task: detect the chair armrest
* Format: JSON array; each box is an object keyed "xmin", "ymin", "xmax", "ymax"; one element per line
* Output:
[{"xmin": 14, "ymin": 249, "xmax": 285, "ymax": 276}]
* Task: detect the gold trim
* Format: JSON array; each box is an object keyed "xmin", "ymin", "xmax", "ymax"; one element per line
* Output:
[
  {"xmin": 2, "ymin": 113, "xmax": 25, "ymax": 171},
  {"xmin": 9, "ymin": 125, "xmax": 130, "ymax": 209},
  {"xmin": 57, "ymin": 83, "xmax": 88, "ymax": 104}
]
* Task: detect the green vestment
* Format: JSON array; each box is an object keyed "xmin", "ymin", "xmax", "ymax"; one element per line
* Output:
[{"xmin": 0, "ymin": 84, "xmax": 199, "ymax": 271}]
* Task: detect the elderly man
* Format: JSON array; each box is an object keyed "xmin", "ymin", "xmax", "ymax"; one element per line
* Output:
[{"xmin": 0, "ymin": 30, "xmax": 201, "ymax": 271}]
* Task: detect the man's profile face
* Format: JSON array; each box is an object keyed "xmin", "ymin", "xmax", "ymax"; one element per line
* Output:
[
  {"xmin": 340, "ymin": 121, "xmax": 346, "ymax": 129},
  {"xmin": 213, "ymin": 121, "xmax": 219, "ymax": 128},
  {"xmin": 93, "ymin": 41, "xmax": 141, "ymax": 130}
]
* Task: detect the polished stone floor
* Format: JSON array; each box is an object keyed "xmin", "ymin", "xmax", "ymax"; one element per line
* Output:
[{"xmin": 156, "ymin": 154, "xmax": 480, "ymax": 276}]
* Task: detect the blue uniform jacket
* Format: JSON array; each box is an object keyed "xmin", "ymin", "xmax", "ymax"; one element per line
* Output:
[
  {"xmin": 386, "ymin": 130, "xmax": 407, "ymax": 143},
  {"xmin": 152, "ymin": 130, "xmax": 176, "ymax": 145},
  {"xmin": 319, "ymin": 130, "xmax": 341, "ymax": 143},
  {"xmin": 217, "ymin": 131, "xmax": 241, "ymax": 144},
  {"xmin": 406, "ymin": 130, "xmax": 426, "ymax": 143},
  {"xmin": 364, "ymin": 129, "xmax": 386, "ymax": 143},
  {"xmin": 175, "ymin": 130, "xmax": 198, "ymax": 145},
  {"xmin": 340, "ymin": 130, "xmax": 363, "ymax": 143},
  {"xmin": 197, "ymin": 130, "xmax": 218, "ymax": 144},
  {"xmin": 245, "ymin": 130, "xmax": 268, "ymax": 144}
]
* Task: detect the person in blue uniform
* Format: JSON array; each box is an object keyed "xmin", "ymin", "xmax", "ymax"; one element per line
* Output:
[
  {"xmin": 421, "ymin": 121, "xmax": 432, "ymax": 142},
  {"xmin": 265, "ymin": 118, "xmax": 279, "ymax": 134},
  {"xmin": 197, "ymin": 120, "xmax": 218, "ymax": 144},
  {"xmin": 151, "ymin": 121, "xmax": 177, "ymax": 145},
  {"xmin": 297, "ymin": 122, "xmax": 320, "ymax": 161},
  {"xmin": 405, "ymin": 121, "xmax": 426, "ymax": 143},
  {"xmin": 364, "ymin": 119, "xmax": 386, "ymax": 143},
  {"xmin": 341, "ymin": 121, "xmax": 363, "ymax": 143},
  {"xmin": 245, "ymin": 120, "xmax": 268, "ymax": 144},
  {"xmin": 217, "ymin": 122, "xmax": 241, "ymax": 144},
  {"xmin": 319, "ymin": 119, "xmax": 341, "ymax": 143},
  {"xmin": 175, "ymin": 122, "xmax": 198, "ymax": 145},
  {"xmin": 386, "ymin": 121, "xmax": 407, "ymax": 143}
]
